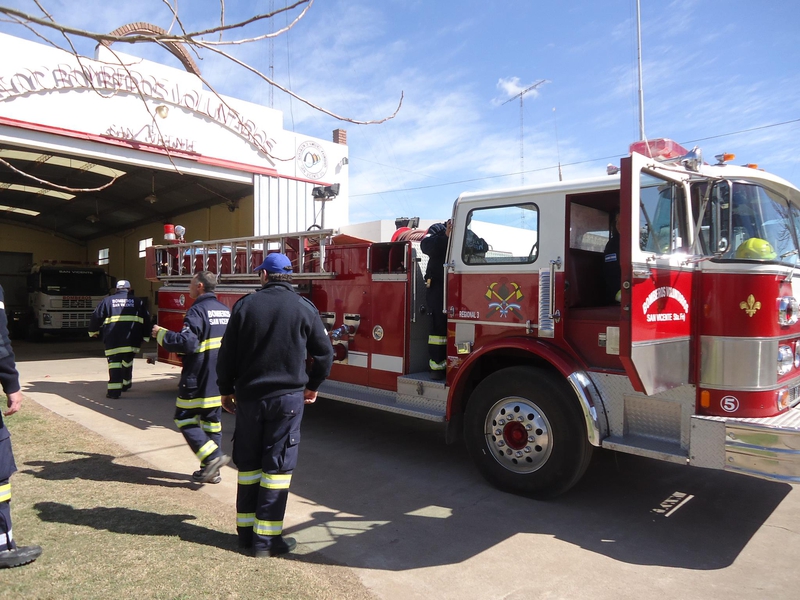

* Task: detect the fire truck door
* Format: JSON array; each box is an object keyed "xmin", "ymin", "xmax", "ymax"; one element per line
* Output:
[{"xmin": 619, "ymin": 152, "xmax": 695, "ymax": 395}]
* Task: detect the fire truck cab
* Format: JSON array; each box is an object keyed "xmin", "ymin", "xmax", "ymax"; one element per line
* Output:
[
  {"xmin": 148, "ymin": 140, "xmax": 800, "ymax": 496},
  {"xmin": 26, "ymin": 262, "xmax": 113, "ymax": 340}
]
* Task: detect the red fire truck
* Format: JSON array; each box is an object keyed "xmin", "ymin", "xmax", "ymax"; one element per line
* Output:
[{"xmin": 146, "ymin": 140, "xmax": 800, "ymax": 496}]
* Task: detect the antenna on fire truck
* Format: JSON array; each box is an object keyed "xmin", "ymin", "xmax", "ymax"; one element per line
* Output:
[
  {"xmin": 635, "ymin": 0, "xmax": 646, "ymax": 141},
  {"xmin": 502, "ymin": 79, "xmax": 548, "ymax": 185}
]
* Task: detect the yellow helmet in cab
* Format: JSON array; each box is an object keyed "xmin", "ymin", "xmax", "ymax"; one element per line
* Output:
[{"xmin": 735, "ymin": 237, "xmax": 777, "ymax": 260}]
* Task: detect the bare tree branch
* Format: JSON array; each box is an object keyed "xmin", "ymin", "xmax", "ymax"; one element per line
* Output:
[
  {"xmin": 218, "ymin": 0, "xmax": 225, "ymax": 42},
  {"xmin": 200, "ymin": 0, "xmax": 313, "ymax": 46},
  {"xmin": 0, "ymin": 157, "xmax": 123, "ymax": 192},
  {"xmin": 0, "ymin": 1, "xmax": 311, "ymax": 44},
  {"xmin": 198, "ymin": 40, "xmax": 404, "ymax": 125},
  {"xmin": 0, "ymin": 0, "xmax": 404, "ymax": 194}
]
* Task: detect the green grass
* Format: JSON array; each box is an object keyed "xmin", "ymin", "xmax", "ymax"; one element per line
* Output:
[{"xmin": 1, "ymin": 398, "xmax": 374, "ymax": 600}]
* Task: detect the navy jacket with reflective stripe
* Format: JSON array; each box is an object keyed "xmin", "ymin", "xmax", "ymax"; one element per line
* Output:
[
  {"xmin": 89, "ymin": 290, "xmax": 150, "ymax": 351},
  {"xmin": 157, "ymin": 293, "xmax": 230, "ymax": 401}
]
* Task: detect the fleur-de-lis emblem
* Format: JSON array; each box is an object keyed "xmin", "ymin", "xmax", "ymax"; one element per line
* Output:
[{"xmin": 740, "ymin": 294, "xmax": 761, "ymax": 317}]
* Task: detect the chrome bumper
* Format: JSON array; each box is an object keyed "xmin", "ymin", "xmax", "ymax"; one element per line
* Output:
[{"xmin": 725, "ymin": 406, "xmax": 800, "ymax": 483}]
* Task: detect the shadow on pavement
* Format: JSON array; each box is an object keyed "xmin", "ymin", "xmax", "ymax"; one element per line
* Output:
[
  {"xmin": 288, "ymin": 401, "xmax": 793, "ymax": 572},
  {"xmin": 20, "ymin": 375, "xmax": 216, "ymax": 435}
]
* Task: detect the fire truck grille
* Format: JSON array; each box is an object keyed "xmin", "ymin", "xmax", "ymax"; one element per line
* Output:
[
  {"xmin": 790, "ymin": 384, "xmax": 800, "ymax": 408},
  {"xmin": 61, "ymin": 312, "xmax": 93, "ymax": 328},
  {"xmin": 55, "ymin": 299, "xmax": 94, "ymax": 309}
]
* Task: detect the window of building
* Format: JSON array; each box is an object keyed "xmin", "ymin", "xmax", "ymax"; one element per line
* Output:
[
  {"xmin": 138, "ymin": 237, "xmax": 153, "ymax": 259},
  {"xmin": 98, "ymin": 247, "xmax": 109, "ymax": 265}
]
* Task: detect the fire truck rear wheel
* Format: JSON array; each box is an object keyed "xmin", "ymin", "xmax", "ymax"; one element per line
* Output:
[{"xmin": 464, "ymin": 366, "xmax": 592, "ymax": 498}]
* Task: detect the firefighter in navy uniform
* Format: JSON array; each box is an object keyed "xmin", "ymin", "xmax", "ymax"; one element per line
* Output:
[
  {"xmin": 0, "ymin": 284, "xmax": 42, "ymax": 569},
  {"xmin": 88, "ymin": 280, "xmax": 150, "ymax": 399},
  {"xmin": 152, "ymin": 271, "xmax": 231, "ymax": 484},
  {"xmin": 217, "ymin": 253, "xmax": 333, "ymax": 558},
  {"xmin": 420, "ymin": 219, "xmax": 451, "ymax": 379}
]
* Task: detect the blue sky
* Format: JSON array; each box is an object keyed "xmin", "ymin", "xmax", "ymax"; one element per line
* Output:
[{"xmin": 2, "ymin": 0, "xmax": 799, "ymax": 225}]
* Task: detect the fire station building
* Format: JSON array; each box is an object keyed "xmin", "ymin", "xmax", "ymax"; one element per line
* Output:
[{"xmin": 0, "ymin": 31, "xmax": 349, "ymax": 310}]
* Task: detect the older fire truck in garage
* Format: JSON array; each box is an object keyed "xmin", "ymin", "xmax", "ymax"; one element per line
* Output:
[{"xmin": 146, "ymin": 140, "xmax": 800, "ymax": 496}]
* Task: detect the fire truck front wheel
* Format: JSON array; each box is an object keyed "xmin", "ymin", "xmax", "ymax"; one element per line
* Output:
[{"xmin": 464, "ymin": 366, "xmax": 593, "ymax": 498}]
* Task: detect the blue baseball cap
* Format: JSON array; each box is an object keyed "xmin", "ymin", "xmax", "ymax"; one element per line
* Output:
[{"xmin": 255, "ymin": 252, "xmax": 293, "ymax": 274}]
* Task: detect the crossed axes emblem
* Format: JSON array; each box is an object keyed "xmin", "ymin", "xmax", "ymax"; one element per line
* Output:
[{"xmin": 486, "ymin": 282, "xmax": 523, "ymax": 318}]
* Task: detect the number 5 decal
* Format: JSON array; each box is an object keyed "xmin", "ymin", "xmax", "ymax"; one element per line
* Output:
[{"xmin": 721, "ymin": 395, "xmax": 740, "ymax": 413}]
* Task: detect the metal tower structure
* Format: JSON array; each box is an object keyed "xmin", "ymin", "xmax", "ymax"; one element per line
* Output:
[{"xmin": 502, "ymin": 79, "xmax": 547, "ymax": 184}]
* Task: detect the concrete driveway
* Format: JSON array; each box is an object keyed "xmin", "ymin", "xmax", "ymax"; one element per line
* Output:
[{"xmin": 12, "ymin": 338, "xmax": 800, "ymax": 599}]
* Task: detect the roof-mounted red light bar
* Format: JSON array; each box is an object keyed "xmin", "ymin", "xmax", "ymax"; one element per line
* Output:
[{"xmin": 629, "ymin": 138, "xmax": 689, "ymax": 161}]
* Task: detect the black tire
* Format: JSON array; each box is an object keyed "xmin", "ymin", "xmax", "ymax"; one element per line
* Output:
[{"xmin": 464, "ymin": 366, "xmax": 593, "ymax": 498}]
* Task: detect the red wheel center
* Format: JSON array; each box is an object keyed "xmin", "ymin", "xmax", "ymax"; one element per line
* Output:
[{"xmin": 503, "ymin": 421, "xmax": 527, "ymax": 450}]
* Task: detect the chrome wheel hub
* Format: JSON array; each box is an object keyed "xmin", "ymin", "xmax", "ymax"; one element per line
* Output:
[{"xmin": 484, "ymin": 396, "xmax": 552, "ymax": 473}]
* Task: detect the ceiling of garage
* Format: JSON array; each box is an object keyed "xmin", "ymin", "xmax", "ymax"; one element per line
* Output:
[{"xmin": 0, "ymin": 142, "xmax": 253, "ymax": 243}]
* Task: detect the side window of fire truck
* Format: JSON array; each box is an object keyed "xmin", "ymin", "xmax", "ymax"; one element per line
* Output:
[
  {"xmin": 691, "ymin": 180, "xmax": 731, "ymax": 256},
  {"xmin": 639, "ymin": 173, "xmax": 688, "ymax": 254},
  {"xmin": 462, "ymin": 203, "xmax": 539, "ymax": 264}
]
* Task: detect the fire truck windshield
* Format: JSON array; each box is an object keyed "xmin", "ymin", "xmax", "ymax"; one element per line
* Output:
[
  {"xmin": 37, "ymin": 269, "xmax": 109, "ymax": 295},
  {"xmin": 693, "ymin": 180, "xmax": 800, "ymax": 263}
]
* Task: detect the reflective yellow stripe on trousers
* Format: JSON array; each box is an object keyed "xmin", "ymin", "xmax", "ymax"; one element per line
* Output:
[
  {"xmin": 237, "ymin": 470, "xmax": 261, "ymax": 486},
  {"xmin": 176, "ymin": 396, "xmax": 222, "ymax": 410},
  {"xmin": 261, "ymin": 473, "xmax": 292, "ymax": 489},
  {"xmin": 253, "ymin": 519, "xmax": 283, "ymax": 536},
  {"xmin": 105, "ymin": 346, "xmax": 140, "ymax": 356},
  {"xmin": 195, "ymin": 440, "xmax": 218, "ymax": 462},
  {"xmin": 0, "ymin": 482, "xmax": 10, "ymax": 503},
  {"xmin": 237, "ymin": 513, "xmax": 256, "ymax": 528}
]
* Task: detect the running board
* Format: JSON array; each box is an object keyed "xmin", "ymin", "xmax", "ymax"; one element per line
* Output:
[
  {"xmin": 602, "ymin": 434, "xmax": 688, "ymax": 465},
  {"xmin": 318, "ymin": 374, "xmax": 447, "ymax": 422}
]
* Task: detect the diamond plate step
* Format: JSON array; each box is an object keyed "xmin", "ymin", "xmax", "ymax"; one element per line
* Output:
[
  {"xmin": 318, "ymin": 378, "xmax": 446, "ymax": 422},
  {"xmin": 602, "ymin": 434, "xmax": 688, "ymax": 464}
]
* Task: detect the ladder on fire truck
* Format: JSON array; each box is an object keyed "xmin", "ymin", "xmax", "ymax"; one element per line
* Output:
[{"xmin": 148, "ymin": 229, "xmax": 339, "ymax": 283}]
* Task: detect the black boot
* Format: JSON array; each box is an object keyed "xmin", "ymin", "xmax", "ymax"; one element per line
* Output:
[{"xmin": 0, "ymin": 545, "xmax": 42, "ymax": 568}]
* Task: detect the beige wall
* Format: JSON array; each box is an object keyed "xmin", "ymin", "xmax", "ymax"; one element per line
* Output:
[
  {"xmin": 86, "ymin": 194, "xmax": 254, "ymax": 309},
  {"xmin": 0, "ymin": 223, "xmax": 88, "ymax": 263}
]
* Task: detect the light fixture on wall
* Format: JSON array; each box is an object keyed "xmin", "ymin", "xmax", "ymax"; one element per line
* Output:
[{"xmin": 155, "ymin": 104, "xmax": 169, "ymax": 119}]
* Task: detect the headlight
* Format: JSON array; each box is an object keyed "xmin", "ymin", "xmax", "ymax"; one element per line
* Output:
[
  {"xmin": 778, "ymin": 344, "xmax": 794, "ymax": 376},
  {"xmin": 778, "ymin": 296, "xmax": 799, "ymax": 326},
  {"xmin": 795, "ymin": 343, "xmax": 800, "ymax": 369}
]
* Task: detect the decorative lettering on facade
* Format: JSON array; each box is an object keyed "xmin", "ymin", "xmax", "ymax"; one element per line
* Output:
[
  {"xmin": 0, "ymin": 63, "xmax": 276, "ymax": 154},
  {"xmin": 105, "ymin": 123, "xmax": 196, "ymax": 153}
]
